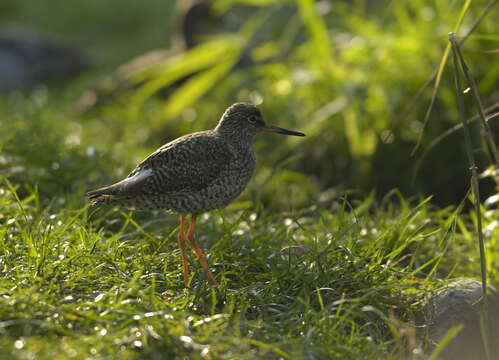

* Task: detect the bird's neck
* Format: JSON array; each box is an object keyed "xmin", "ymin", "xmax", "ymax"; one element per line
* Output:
[{"xmin": 215, "ymin": 127, "xmax": 254, "ymax": 151}]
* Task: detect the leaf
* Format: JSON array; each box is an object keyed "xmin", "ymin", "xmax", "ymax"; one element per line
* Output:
[
  {"xmin": 296, "ymin": 0, "xmax": 334, "ymax": 72},
  {"xmin": 163, "ymin": 48, "xmax": 241, "ymax": 118},
  {"xmin": 130, "ymin": 37, "xmax": 242, "ymax": 118},
  {"xmin": 344, "ymin": 109, "xmax": 378, "ymax": 157}
]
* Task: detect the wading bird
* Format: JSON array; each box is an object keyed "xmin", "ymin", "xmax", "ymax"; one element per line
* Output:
[{"xmin": 87, "ymin": 103, "xmax": 305, "ymax": 286}]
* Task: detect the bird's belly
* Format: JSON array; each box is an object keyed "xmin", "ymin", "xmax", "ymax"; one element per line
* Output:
[{"xmin": 165, "ymin": 159, "xmax": 255, "ymax": 214}]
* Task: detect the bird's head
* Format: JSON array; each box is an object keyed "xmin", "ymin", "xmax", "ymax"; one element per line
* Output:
[{"xmin": 215, "ymin": 103, "xmax": 305, "ymax": 140}]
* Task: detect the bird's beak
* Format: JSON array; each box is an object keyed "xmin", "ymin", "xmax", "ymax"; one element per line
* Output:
[{"xmin": 261, "ymin": 124, "xmax": 305, "ymax": 137}]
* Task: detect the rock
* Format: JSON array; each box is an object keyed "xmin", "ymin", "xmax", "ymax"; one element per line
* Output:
[
  {"xmin": 0, "ymin": 26, "xmax": 91, "ymax": 93},
  {"xmin": 421, "ymin": 279, "xmax": 499, "ymax": 360}
]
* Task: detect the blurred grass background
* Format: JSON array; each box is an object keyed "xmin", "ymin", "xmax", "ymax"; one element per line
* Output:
[
  {"xmin": 1, "ymin": 0, "xmax": 498, "ymax": 208},
  {"xmin": 1, "ymin": 0, "xmax": 499, "ymax": 358},
  {"xmin": 0, "ymin": 0, "xmax": 176, "ymax": 71}
]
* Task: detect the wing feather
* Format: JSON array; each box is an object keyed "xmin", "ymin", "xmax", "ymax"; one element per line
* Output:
[{"xmin": 123, "ymin": 131, "xmax": 233, "ymax": 196}]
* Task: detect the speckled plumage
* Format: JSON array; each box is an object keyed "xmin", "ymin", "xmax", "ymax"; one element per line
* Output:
[
  {"xmin": 87, "ymin": 103, "xmax": 264, "ymax": 212},
  {"xmin": 87, "ymin": 102, "xmax": 305, "ymax": 286},
  {"xmin": 90, "ymin": 130, "xmax": 256, "ymax": 213}
]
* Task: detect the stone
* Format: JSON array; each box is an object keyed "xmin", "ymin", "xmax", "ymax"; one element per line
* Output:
[
  {"xmin": 421, "ymin": 279, "xmax": 499, "ymax": 360},
  {"xmin": 0, "ymin": 26, "xmax": 90, "ymax": 93}
]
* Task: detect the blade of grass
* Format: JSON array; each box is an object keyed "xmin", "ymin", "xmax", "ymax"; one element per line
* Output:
[
  {"xmin": 403, "ymin": 0, "xmax": 497, "ymax": 138},
  {"xmin": 480, "ymin": 309, "xmax": 492, "ymax": 360},
  {"xmin": 412, "ymin": 104, "xmax": 499, "ymax": 182},
  {"xmin": 129, "ymin": 38, "xmax": 239, "ymax": 119},
  {"xmin": 297, "ymin": 0, "xmax": 334, "ymax": 74},
  {"xmin": 427, "ymin": 325, "xmax": 463, "ymax": 360},
  {"xmin": 4, "ymin": 178, "xmax": 29, "ymax": 226},
  {"xmin": 449, "ymin": 32, "xmax": 487, "ymax": 298},
  {"xmin": 460, "ymin": 0, "xmax": 498, "ymax": 44},
  {"xmin": 245, "ymin": 339, "xmax": 290, "ymax": 359},
  {"xmin": 453, "ymin": 36, "xmax": 499, "ymax": 165},
  {"xmin": 162, "ymin": 6, "xmax": 272, "ymax": 118},
  {"xmin": 452, "ymin": 31, "xmax": 496, "ymax": 360},
  {"xmin": 163, "ymin": 57, "xmax": 238, "ymax": 118},
  {"xmin": 411, "ymin": 0, "xmax": 498, "ymax": 156},
  {"xmin": 411, "ymin": 0, "xmax": 474, "ymax": 156},
  {"xmin": 120, "ymin": 211, "xmax": 157, "ymax": 244}
]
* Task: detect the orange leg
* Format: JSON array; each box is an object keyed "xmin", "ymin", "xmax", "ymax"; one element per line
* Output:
[
  {"xmin": 178, "ymin": 215, "xmax": 190, "ymax": 287},
  {"xmin": 186, "ymin": 215, "xmax": 219, "ymax": 286}
]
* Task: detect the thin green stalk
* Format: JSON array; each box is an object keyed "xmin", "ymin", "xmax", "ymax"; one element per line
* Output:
[
  {"xmin": 411, "ymin": 0, "xmax": 474, "ymax": 156},
  {"xmin": 460, "ymin": 0, "xmax": 498, "ymax": 44},
  {"xmin": 449, "ymin": 32, "xmax": 487, "ymax": 297},
  {"xmin": 428, "ymin": 325, "xmax": 463, "ymax": 360},
  {"xmin": 453, "ymin": 40, "xmax": 499, "ymax": 165},
  {"xmin": 450, "ymin": 32, "xmax": 490, "ymax": 360},
  {"xmin": 411, "ymin": 0, "xmax": 497, "ymax": 156}
]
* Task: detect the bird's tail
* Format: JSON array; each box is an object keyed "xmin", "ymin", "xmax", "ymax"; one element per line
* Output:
[
  {"xmin": 86, "ymin": 184, "xmax": 124, "ymax": 205},
  {"xmin": 86, "ymin": 170, "xmax": 149, "ymax": 206}
]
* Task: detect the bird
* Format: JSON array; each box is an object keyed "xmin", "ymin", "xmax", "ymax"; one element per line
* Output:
[{"xmin": 86, "ymin": 103, "xmax": 305, "ymax": 286}]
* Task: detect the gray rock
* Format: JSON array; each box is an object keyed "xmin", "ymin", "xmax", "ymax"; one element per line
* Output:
[
  {"xmin": 0, "ymin": 26, "xmax": 91, "ymax": 93},
  {"xmin": 421, "ymin": 279, "xmax": 499, "ymax": 360}
]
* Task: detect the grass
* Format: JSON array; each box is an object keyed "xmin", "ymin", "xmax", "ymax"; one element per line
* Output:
[
  {"xmin": 1, "ymin": 0, "xmax": 499, "ymax": 358},
  {"xmin": 1, "ymin": 101, "xmax": 498, "ymax": 360},
  {"xmin": 1, "ymin": 162, "xmax": 499, "ymax": 359}
]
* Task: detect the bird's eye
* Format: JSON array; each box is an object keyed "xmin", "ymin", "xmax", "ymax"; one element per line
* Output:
[{"xmin": 248, "ymin": 116, "xmax": 258, "ymax": 124}]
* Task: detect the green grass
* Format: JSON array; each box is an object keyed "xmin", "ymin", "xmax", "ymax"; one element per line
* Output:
[
  {"xmin": 1, "ymin": 97, "xmax": 498, "ymax": 360},
  {"xmin": 1, "ymin": 144, "xmax": 498, "ymax": 359},
  {"xmin": 1, "ymin": 0, "xmax": 499, "ymax": 358}
]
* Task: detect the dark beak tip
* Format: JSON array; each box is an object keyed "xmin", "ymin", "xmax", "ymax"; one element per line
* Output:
[
  {"xmin": 283, "ymin": 130, "xmax": 306, "ymax": 137},
  {"xmin": 262, "ymin": 124, "xmax": 306, "ymax": 137}
]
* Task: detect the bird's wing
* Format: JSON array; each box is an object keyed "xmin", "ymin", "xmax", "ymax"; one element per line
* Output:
[{"xmin": 120, "ymin": 131, "xmax": 233, "ymax": 196}]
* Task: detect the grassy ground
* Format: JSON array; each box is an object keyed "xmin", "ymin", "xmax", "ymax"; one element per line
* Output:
[
  {"xmin": 1, "ymin": 96, "xmax": 498, "ymax": 359},
  {"xmin": 2, "ymin": 187, "xmax": 499, "ymax": 360},
  {"xmin": 0, "ymin": 180, "xmax": 491, "ymax": 360},
  {"xmin": 1, "ymin": 0, "xmax": 498, "ymax": 358}
]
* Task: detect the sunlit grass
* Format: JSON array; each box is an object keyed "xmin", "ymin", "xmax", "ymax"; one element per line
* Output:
[
  {"xmin": 1, "ymin": 162, "xmax": 498, "ymax": 358},
  {"xmin": 1, "ymin": 99, "xmax": 498, "ymax": 358},
  {"xmin": 1, "ymin": 0, "xmax": 499, "ymax": 358}
]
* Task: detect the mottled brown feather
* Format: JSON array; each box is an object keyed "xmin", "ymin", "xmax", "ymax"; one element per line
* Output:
[
  {"xmin": 87, "ymin": 131, "xmax": 233, "ymax": 201},
  {"xmin": 126, "ymin": 131, "xmax": 233, "ymax": 195}
]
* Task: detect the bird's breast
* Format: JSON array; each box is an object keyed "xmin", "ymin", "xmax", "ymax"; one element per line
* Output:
[
  {"xmin": 158, "ymin": 145, "xmax": 256, "ymax": 214},
  {"xmin": 224, "ymin": 147, "xmax": 256, "ymax": 193},
  {"xmin": 188, "ymin": 148, "xmax": 255, "ymax": 213}
]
